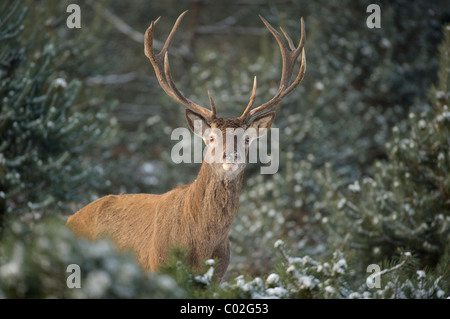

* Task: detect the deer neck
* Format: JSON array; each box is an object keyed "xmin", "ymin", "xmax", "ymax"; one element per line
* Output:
[{"xmin": 187, "ymin": 161, "xmax": 244, "ymax": 229}]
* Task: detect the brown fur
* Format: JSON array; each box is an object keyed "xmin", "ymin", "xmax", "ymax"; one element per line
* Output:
[
  {"xmin": 212, "ymin": 117, "xmax": 245, "ymax": 131},
  {"xmin": 66, "ymin": 118, "xmax": 257, "ymax": 282},
  {"xmin": 67, "ymin": 162, "xmax": 243, "ymax": 281}
]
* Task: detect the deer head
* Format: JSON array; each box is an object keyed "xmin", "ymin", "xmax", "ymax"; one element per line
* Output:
[{"xmin": 144, "ymin": 10, "xmax": 306, "ymax": 177}]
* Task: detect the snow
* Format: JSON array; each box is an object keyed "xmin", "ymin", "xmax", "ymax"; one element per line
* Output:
[
  {"xmin": 266, "ymin": 287, "xmax": 288, "ymax": 298},
  {"xmin": 53, "ymin": 78, "xmax": 67, "ymax": 88},
  {"xmin": 325, "ymin": 286, "xmax": 335, "ymax": 295},
  {"xmin": 274, "ymin": 239, "xmax": 284, "ymax": 249},
  {"xmin": 416, "ymin": 270, "xmax": 426, "ymax": 279},
  {"xmin": 298, "ymin": 275, "xmax": 315, "ymax": 289},
  {"xmin": 266, "ymin": 273, "xmax": 280, "ymax": 285},
  {"xmin": 332, "ymin": 258, "xmax": 347, "ymax": 275},
  {"xmin": 348, "ymin": 292, "xmax": 362, "ymax": 299},
  {"xmin": 195, "ymin": 259, "xmax": 215, "ymax": 285},
  {"xmin": 337, "ymin": 198, "xmax": 347, "ymax": 210},
  {"xmin": 348, "ymin": 181, "xmax": 361, "ymax": 192},
  {"xmin": 141, "ymin": 162, "xmax": 156, "ymax": 174},
  {"xmin": 315, "ymin": 81, "xmax": 325, "ymax": 91},
  {"xmin": 85, "ymin": 270, "xmax": 112, "ymax": 297},
  {"xmin": 205, "ymin": 259, "xmax": 215, "ymax": 266},
  {"xmin": 0, "ymin": 243, "xmax": 24, "ymax": 284},
  {"xmin": 418, "ymin": 119, "xmax": 427, "ymax": 129},
  {"xmin": 286, "ymin": 265, "xmax": 296, "ymax": 273}
]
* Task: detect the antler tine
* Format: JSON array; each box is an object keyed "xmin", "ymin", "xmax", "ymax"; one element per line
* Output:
[
  {"xmin": 242, "ymin": 16, "xmax": 306, "ymax": 122},
  {"xmin": 239, "ymin": 76, "xmax": 257, "ymax": 120},
  {"xmin": 144, "ymin": 11, "xmax": 216, "ymax": 122},
  {"xmin": 207, "ymin": 90, "xmax": 217, "ymax": 117},
  {"xmin": 159, "ymin": 11, "xmax": 188, "ymax": 58}
]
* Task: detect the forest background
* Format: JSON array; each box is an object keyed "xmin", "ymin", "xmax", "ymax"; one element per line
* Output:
[{"xmin": 0, "ymin": 0, "xmax": 449, "ymax": 298}]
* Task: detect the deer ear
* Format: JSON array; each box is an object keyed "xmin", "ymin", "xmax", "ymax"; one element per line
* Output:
[
  {"xmin": 249, "ymin": 111, "xmax": 275, "ymax": 139},
  {"xmin": 186, "ymin": 109, "xmax": 211, "ymax": 138}
]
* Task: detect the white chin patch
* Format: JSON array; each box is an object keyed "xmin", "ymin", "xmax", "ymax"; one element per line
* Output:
[{"xmin": 222, "ymin": 163, "xmax": 238, "ymax": 171}]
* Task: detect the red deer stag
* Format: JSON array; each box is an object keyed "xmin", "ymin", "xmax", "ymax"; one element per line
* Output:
[{"xmin": 66, "ymin": 11, "xmax": 306, "ymax": 282}]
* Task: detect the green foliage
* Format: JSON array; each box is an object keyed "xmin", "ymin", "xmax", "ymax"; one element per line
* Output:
[
  {"xmin": 229, "ymin": 158, "xmax": 325, "ymax": 277},
  {"xmin": 0, "ymin": 216, "xmax": 185, "ymax": 298},
  {"xmin": 158, "ymin": 249, "xmax": 222, "ymax": 298},
  {"xmin": 0, "ymin": 0, "xmax": 116, "ymax": 226},
  {"xmin": 321, "ymin": 24, "xmax": 450, "ymax": 271},
  {"xmin": 156, "ymin": 240, "xmax": 448, "ymax": 299},
  {"xmin": 1, "ymin": 0, "xmax": 449, "ymax": 299}
]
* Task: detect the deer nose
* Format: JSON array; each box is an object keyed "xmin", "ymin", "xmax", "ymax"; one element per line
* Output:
[{"xmin": 223, "ymin": 151, "xmax": 241, "ymax": 164}]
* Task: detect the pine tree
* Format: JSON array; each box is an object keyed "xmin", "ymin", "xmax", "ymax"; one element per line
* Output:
[
  {"xmin": 322, "ymin": 24, "xmax": 450, "ymax": 270},
  {"xmin": 0, "ymin": 215, "xmax": 185, "ymax": 298},
  {"xmin": 0, "ymin": 0, "xmax": 114, "ymax": 231}
]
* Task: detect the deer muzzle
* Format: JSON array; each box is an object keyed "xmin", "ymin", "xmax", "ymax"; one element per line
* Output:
[{"xmin": 222, "ymin": 151, "xmax": 244, "ymax": 171}]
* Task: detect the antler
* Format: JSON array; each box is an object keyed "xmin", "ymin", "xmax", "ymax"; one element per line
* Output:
[
  {"xmin": 144, "ymin": 10, "xmax": 216, "ymax": 122},
  {"xmin": 240, "ymin": 16, "xmax": 306, "ymax": 123}
]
